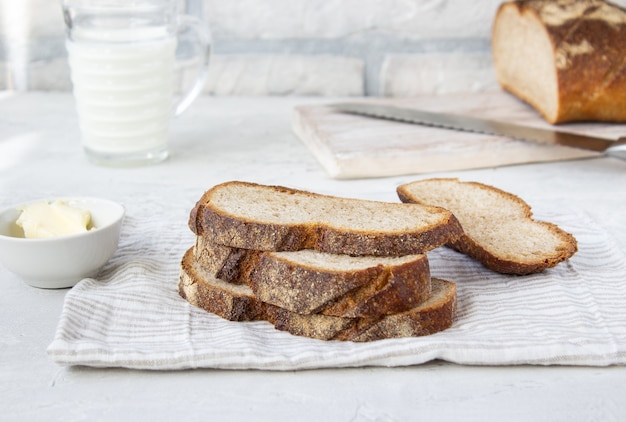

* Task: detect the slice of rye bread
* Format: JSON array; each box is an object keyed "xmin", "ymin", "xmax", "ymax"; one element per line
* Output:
[
  {"xmin": 397, "ymin": 178, "xmax": 578, "ymax": 275},
  {"xmin": 193, "ymin": 238, "xmax": 432, "ymax": 318},
  {"xmin": 188, "ymin": 181, "xmax": 463, "ymax": 256},
  {"xmin": 179, "ymin": 248, "xmax": 457, "ymax": 342}
]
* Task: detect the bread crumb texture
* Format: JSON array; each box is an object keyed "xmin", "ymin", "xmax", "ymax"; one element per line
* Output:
[{"xmin": 207, "ymin": 181, "xmax": 446, "ymax": 230}]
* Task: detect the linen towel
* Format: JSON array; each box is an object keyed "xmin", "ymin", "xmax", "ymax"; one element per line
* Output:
[{"xmin": 48, "ymin": 209, "xmax": 626, "ymax": 370}]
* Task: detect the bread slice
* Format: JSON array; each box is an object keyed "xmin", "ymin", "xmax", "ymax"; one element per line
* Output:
[
  {"xmin": 179, "ymin": 248, "xmax": 457, "ymax": 342},
  {"xmin": 492, "ymin": 0, "xmax": 626, "ymax": 124},
  {"xmin": 193, "ymin": 237, "xmax": 432, "ymax": 318},
  {"xmin": 188, "ymin": 181, "xmax": 463, "ymax": 256},
  {"xmin": 271, "ymin": 278, "xmax": 457, "ymax": 342},
  {"xmin": 397, "ymin": 178, "xmax": 578, "ymax": 275}
]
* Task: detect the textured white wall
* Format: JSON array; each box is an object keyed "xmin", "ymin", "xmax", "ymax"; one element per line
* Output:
[
  {"xmin": 2, "ymin": 0, "xmax": 624, "ymax": 96},
  {"xmin": 206, "ymin": 0, "xmax": 500, "ymax": 39}
]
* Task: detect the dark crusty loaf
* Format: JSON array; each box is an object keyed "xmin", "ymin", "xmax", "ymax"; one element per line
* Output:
[
  {"xmin": 492, "ymin": 0, "xmax": 626, "ymax": 124},
  {"xmin": 188, "ymin": 181, "xmax": 463, "ymax": 256},
  {"xmin": 179, "ymin": 248, "xmax": 457, "ymax": 342},
  {"xmin": 397, "ymin": 178, "xmax": 578, "ymax": 275},
  {"xmin": 193, "ymin": 237, "xmax": 432, "ymax": 318}
]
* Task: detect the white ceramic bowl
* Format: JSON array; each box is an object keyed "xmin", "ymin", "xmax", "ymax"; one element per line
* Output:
[{"xmin": 0, "ymin": 197, "xmax": 125, "ymax": 289}]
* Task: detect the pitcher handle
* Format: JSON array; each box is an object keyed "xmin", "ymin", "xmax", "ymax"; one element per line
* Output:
[{"xmin": 173, "ymin": 14, "xmax": 211, "ymax": 117}]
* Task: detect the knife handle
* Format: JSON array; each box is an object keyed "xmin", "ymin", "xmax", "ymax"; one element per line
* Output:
[{"xmin": 608, "ymin": 137, "xmax": 626, "ymax": 160}]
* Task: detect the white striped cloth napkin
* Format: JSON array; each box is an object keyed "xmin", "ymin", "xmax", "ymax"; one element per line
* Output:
[{"xmin": 47, "ymin": 209, "xmax": 626, "ymax": 370}]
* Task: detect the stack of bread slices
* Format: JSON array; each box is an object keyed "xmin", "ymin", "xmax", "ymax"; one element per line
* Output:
[
  {"xmin": 179, "ymin": 179, "xmax": 578, "ymax": 342},
  {"xmin": 179, "ymin": 180, "xmax": 464, "ymax": 342}
]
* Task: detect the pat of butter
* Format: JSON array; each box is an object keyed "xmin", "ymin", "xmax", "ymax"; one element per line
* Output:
[{"xmin": 16, "ymin": 200, "xmax": 93, "ymax": 238}]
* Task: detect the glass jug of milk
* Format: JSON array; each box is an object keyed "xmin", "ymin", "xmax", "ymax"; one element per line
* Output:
[{"xmin": 62, "ymin": 0, "xmax": 211, "ymax": 166}]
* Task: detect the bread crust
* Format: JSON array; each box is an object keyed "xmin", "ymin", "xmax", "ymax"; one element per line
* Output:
[
  {"xmin": 446, "ymin": 225, "xmax": 577, "ymax": 275},
  {"xmin": 188, "ymin": 181, "xmax": 463, "ymax": 256},
  {"xmin": 266, "ymin": 306, "xmax": 359, "ymax": 341},
  {"xmin": 179, "ymin": 249, "xmax": 265, "ymax": 321},
  {"xmin": 193, "ymin": 238, "xmax": 432, "ymax": 318},
  {"xmin": 397, "ymin": 178, "xmax": 578, "ymax": 275},
  {"xmin": 269, "ymin": 279, "xmax": 457, "ymax": 342},
  {"xmin": 493, "ymin": 0, "xmax": 626, "ymax": 123},
  {"xmin": 253, "ymin": 250, "xmax": 432, "ymax": 318},
  {"xmin": 194, "ymin": 236, "xmax": 257, "ymax": 284},
  {"xmin": 340, "ymin": 280, "xmax": 457, "ymax": 342}
]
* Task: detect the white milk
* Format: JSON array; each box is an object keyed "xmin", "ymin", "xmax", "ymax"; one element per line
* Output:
[{"xmin": 66, "ymin": 32, "xmax": 177, "ymax": 157}]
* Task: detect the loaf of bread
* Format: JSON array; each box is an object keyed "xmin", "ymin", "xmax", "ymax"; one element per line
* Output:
[
  {"xmin": 188, "ymin": 181, "xmax": 463, "ymax": 256},
  {"xmin": 492, "ymin": 0, "xmax": 626, "ymax": 124},
  {"xmin": 193, "ymin": 238, "xmax": 432, "ymax": 318},
  {"xmin": 179, "ymin": 248, "xmax": 457, "ymax": 342},
  {"xmin": 397, "ymin": 178, "xmax": 578, "ymax": 275}
]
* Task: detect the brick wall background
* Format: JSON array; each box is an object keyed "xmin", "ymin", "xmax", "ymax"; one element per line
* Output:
[{"xmin": 2, "ymin": 0, "xmax": 625, "ymax": 97}]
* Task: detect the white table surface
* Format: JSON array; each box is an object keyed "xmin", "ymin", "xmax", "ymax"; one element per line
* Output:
[{"xmin": 1, "ymin": 92, "xmax": 625, "ymax": 421}]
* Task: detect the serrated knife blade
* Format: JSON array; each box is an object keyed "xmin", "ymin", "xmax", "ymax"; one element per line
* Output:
[{"xmin": 332, "ymin": 102, "xmax": 626, "ymax": 159}]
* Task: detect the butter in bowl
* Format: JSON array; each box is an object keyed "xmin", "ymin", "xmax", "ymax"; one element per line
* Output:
[{"xmin": 0, "ymin": 197, "xmax": 124, "ymax": 288}]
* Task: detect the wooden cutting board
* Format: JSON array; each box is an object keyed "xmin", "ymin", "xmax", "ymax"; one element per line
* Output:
[{"xmin": 292, "ymin": 91, "xmax": 623, "ymax": 179}]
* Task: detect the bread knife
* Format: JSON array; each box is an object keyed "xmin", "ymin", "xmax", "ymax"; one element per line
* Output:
[{"xmin": 332, "ymin": 102, "xmax": 626, "ymax": 160}]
